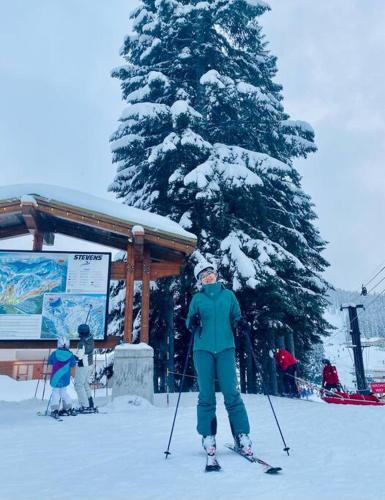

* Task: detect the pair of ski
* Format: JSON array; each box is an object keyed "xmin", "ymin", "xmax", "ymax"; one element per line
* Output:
[
  {"xmin": 205, "ymin": 444, "xmax": 282, "ymax": 474},
  {"xmin": 76, "ymin": 407, "xmax": 100, "ymax": 414},
  {"xmin": 37, "ymin": 407, "xmax": 104, "ymax": 421},
  {"xmin": 37, "ymin": 411, "xmax": 64, "ymax": 422}
]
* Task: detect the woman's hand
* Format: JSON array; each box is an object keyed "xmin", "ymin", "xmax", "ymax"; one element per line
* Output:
[{"xmin": 188, "ymin": 313, "xmax": 202, "ymax": 333}]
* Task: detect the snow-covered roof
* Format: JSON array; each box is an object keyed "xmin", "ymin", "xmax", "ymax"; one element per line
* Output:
[{"xmin": 0, "ymin": 183, "xmax": 196, "ymax": 246}]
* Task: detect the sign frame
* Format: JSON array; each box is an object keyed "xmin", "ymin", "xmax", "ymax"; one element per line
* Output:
[{"xmin": 0, "ymin": 249, "xmax": 111, "ymax": 343}]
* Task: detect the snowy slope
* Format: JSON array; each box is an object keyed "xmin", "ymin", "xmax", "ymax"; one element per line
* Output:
[{"xmin": 0, "ymin": 377, "xmax": 384, "ymax": 500}]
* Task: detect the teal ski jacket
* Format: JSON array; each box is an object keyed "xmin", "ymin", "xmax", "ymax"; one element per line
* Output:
[{"xmin": 186, "ymin": 282, "xmax": 241, "ymax": 353}]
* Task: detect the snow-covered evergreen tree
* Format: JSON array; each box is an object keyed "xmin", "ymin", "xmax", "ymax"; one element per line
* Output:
[{"xmin": 109, "ymin": 0, "xmax": 331, "ymax": 391}]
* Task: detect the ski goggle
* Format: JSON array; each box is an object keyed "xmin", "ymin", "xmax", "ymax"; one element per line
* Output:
[{"xmin": 199, "ymin": 269, "xmax": 216, "ymax": 280}]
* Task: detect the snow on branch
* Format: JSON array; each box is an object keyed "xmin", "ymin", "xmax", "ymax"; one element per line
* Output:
[
  {"xmin": 126, "ymin": 72, "xmax": 170, "ymax": 104},
  {"xmin": 148, "ymin": 133, "xmax": 179, "ymax": 163},
  {"xmin": 243, "ymin": 0, "xmax": 270, "ymax": 8},
  {"xmin": 183, "ymin": 143, "xmax": 296, "ymax": 198},
  {"xmin": 180, "ymin": 129, "xmax": 211, "ymax": 151},
  {"xmin": 221, "ymin": 231, "xmax": 260, "ymax": 289},
  {"xmin": 200, "ymin": 69, "xmax": 234, "ymax": 88},
  {"xmin": 110, "ymin": 134, "xmax": 144, "ymax": 153},
  {"xmin": 171, "ymin": 101, "xmax": 202, "ymax": 120},
  {"xmin": 120, "ymin": 102, "xmax": 169, "ymax": 122}
]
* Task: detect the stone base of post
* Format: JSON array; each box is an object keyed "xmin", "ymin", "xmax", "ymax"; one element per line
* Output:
[{"xmin": 112, "ymin": 343, "xmax": 154, "ymax": 404}]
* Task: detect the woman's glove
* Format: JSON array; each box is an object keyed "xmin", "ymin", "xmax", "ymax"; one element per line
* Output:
[{"xmin": 188, "ymin": 313, "xmax": 201, "ymax": 333}]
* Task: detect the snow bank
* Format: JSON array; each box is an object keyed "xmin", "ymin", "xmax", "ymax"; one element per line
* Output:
[
  {"xmin": 0, "ymin": 375, "xmax": 39, "ymax": 402},
  {"xmin": 0, "ymin": 392, "xmax": 383, "ymax": 500},
  {"xmin": 107, "ymin": 394, "xmax": 154, "ymax": 412}
]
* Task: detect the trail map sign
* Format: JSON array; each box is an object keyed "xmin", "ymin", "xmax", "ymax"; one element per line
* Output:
[{"xmin": 0, "ymin": 251, "xmax": 111, "ymax": 341}]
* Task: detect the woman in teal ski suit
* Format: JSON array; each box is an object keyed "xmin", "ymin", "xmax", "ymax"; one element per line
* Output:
[{"xmin": 186, "ymin": 261, "xmax": 254, "ymax": 465}]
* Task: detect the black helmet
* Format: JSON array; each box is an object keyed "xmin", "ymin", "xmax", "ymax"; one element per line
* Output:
[
  {"xmin": 78, "ymin": 323, "xmax": 90, "ymax": 336},
  {"xmin": 321, "ymin": 358, "xmax": 330, "ymax": 365}
]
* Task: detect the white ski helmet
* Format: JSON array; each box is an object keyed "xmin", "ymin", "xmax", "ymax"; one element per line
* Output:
[
  {"xmin": 57, "ymin": 336, "xmax": 70, "ymax": 349},
  {"xmin": 194, "ymin": 261, "xmax": 217, "ymax": 281}
]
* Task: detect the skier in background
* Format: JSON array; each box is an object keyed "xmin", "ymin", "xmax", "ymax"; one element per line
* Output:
[
  {"xmin": 322, "ymin": 359, "xmax": 342, "ymax": 391},
  {"xmin": 74, "ymin": 323, "xmax": 95, "ymax": 412},
  {"xmin": 186, "ymin": 260, "xmax": 254, "ymax": 471},
  {"xmin": 274, "ymin": 347, "xmax": 300, "ymax": 397},
  {"xmin": 48, "ymin": 336, "xmax": 77, "ymax": 417}
]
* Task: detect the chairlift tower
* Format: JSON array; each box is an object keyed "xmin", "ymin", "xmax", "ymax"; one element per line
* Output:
[{"xmin": 340, "ymin": 304, "xmax": 370, "ymax": 394}]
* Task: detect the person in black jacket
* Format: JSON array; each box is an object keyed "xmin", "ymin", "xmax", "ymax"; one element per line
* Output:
[{"xmin": 74, "ymin": 323, "xmax": 95, "ymax": 411}]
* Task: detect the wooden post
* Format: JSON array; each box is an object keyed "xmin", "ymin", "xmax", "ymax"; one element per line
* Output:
[
  {"xmin": 33, "ymin": 232, "xmax": 44, "ymax": 251},
  {"xmin": 123, "ymin": 243, "xmax": 135, "ymax": 343},
  {"xmin": 140, "ymin": 248, "xmax": 151, "ymax": 344},
  {"xmin": 165, "ymin": 291, "xmax": 175, "ymax": 393}
]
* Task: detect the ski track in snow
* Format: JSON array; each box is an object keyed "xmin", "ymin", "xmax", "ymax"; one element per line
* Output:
[{"xmin": 0, "ymin": 386, "xmax": 384, "ymax": 500}]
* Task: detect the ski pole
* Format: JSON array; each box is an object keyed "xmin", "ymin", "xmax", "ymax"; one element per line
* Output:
[
  {"xmin": 85, "ymin": 304, "xmax": 92, "ymax": 324},
  {"xmin": 243, "ymin": 327, "xmax": 290, "ymax": 456},
  {"xmin": 105, "ymin": 353, "xmax": 108, "ymax": 400},
  {"xmin": 45, "ymin": 392, "xmax": 53, "ymax": 416},
  {"xmin": 34, "ymin": 356, "xmax": 45, "ymax": 399},
  {"xmin": 42, "ymin": 350, "xmax": 51, "ymax": 401},
  {"xmin": 164, "ymin": 330, "xmax": 195, "ymax": 459},
  {"xmin": 166, "ymin": 368, "xmax": 170, "ymax": 407},
  {"xmin": 94, "ymin": 350, "xmax": 97, "ymax": 400}
]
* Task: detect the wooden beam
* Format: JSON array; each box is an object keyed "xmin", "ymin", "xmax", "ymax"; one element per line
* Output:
[
  {"xmin": 0, "ymin": 201, "xmax": 22, "ymax": 215},
  {"xmin": 147, "ymin": 246, "xmax": 186, "ymax": 264},
  {"xmin": 132, "ymin": 225, "xmax": 145, "ymax": 248},
  {"xmin": 111, "ymin": 261, "xmax": 126, "ymax": 280},
  {"xmin": 0, "ymin": 225, "xmax": 29, "ymax": 240},
  {"xmin": 0, "ymin": 198, "xmax": 196, "ymax": 254},
  {"xmin": 150, "ymin": 262, "xmax": 183, "ymax": 279},
  {"xmin": 37, "ymin": 203, "xmax": 133, "ymax": 239},
  {"xmin": 33, "ymin": 232, "xmax": 44, "ymax": 251},
  {"xmin": 123, "ymin": 243, "xmax": 135, "ymax": 343},
  {"xmin": 52, "ymin": 223, "xmax": 127, "ymax": 250},
  {"xmin": 110, "ymin": 260, "xmax": 183, "ymax": 281},
  {"xmin": 21, "ymin": 205, "xmax": 40, "ymax": 235},
  {"xmin": 144, "ymin": 233, "xmax": 195, "ymax": 255},
  {"xmin": 140, "ymin": 248, "xmax": 151, "ymax": 344},
  {"xmin": 36, "ymin": 202, "xmax": 195, "ymax": 254}
]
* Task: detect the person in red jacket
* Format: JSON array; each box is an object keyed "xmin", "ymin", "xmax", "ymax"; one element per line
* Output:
[
  {"xmin": 322, "ymin": 359, "xmax": 341, "ymax": 391},
  {"xmin": 274, "ymin": 348, "xmax": 299, "ymax": 397}
]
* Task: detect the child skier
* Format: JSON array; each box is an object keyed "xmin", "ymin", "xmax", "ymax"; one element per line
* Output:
[
  {"xmin": 74, "ymin": 323, "xmax": 95, "ymax": 412},
  {"xmin": 322, "ymin": 359, "xmax": 341, "ymax": 391},
  {"xmin": 48, "ymin": 336, "xmax": 77, "ymax": 417},
  {"xmin": 186, "ymin": 261, "xmax": 253, "ymax": 471}
]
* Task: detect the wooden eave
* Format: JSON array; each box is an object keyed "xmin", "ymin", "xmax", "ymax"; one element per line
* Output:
[{"xmin": 0, "ymin": 196, "xmax": 196, "ymax": 256}]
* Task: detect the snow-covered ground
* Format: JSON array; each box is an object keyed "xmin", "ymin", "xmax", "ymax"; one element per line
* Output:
[{"xmin": 0, "ymin": 376, "xmax": 384, "ymax": 500}]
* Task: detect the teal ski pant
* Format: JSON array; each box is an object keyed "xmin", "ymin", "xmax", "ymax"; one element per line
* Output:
[{"xmin": 193, "ymin": 348, "xmax": 250, "ymax": 437}]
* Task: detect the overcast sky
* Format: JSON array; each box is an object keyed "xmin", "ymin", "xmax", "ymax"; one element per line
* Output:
[{"xmin": 1, "ymin": 0, "xmax": 385, "ymax": 291}]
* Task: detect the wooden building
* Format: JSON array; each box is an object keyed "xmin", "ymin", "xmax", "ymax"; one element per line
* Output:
[
  {"xmin": 0, "ymin": 349, "xmax": 51, "ymax": 380},
  {"xmin": 0, "ymin": 184, "xmax": 196, "ymax": 355}
]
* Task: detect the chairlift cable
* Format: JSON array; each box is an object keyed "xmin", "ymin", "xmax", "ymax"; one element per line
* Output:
[
  {"xmin": 367, "ymin": 274, "xmax": 385, "ymax": 295},
  {"xmin": 363, "ymin": 261, "xmax": 385, "ymax": 288}
]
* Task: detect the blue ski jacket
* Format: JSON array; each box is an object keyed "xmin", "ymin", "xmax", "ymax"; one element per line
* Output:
[{"xmin": 48, "ymin": 348, "xmax": 77, "ymax": 388}]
